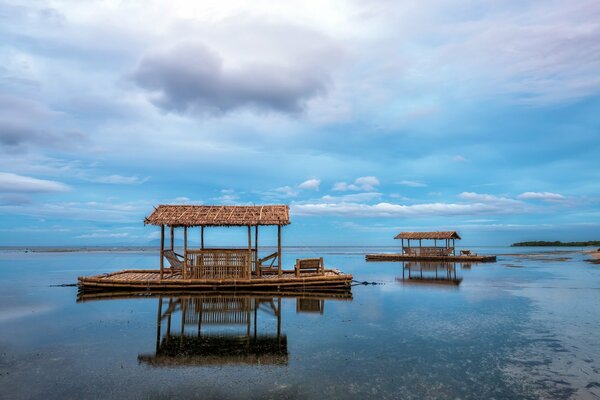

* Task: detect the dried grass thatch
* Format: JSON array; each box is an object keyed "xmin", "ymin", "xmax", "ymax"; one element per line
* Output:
[
  {"xmin": 394, "ymin": 231, "xmax": 461, "ymax": 240},
  {"xmin": 144, "ymin": 205, "xmax": 290, "ymax": 227}
]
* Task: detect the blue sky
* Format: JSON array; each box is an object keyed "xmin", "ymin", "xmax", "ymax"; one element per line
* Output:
[{"xmin": 0, "ymin": 0, "xmax": 599, "ymax": 246}]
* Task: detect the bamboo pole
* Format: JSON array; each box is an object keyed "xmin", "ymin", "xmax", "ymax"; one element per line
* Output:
[
  {"xmin": 183, "ymin": 226, "xmax": 188, "ymax": 279},
  {"xmin": 277, "ymin": 225, "xmax": 282, "ymax": 276},
  {"xmin": 254, "ymin": 225, "xmax": 259, "ymax": 276},
  {"xmin": 201, "ymin": 226, "xmax": 204, "ymax": 250},
  {"xmin": 160, "ymin": 225, "xmax": 165, "ymax": 279},
  {"xmin": 247, "ymin": 225, "xmax": 252, "ymax": 279},
  {"xmin": 170, "ymin": 226, "xmax": 174, "ymax": 250}
]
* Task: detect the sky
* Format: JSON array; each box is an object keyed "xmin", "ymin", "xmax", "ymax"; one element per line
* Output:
[{"xmin": 0, "ymin": 0, "xmax": 599, "ymax": 247}]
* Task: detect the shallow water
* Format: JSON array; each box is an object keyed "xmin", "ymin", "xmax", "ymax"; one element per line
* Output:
[{"xmin": 0, "ymin": 247, "xmax": 599, "ymax": 399}]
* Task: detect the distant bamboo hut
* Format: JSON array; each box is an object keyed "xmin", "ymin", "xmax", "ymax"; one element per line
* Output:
[
  {"xmin": 395, "ymin": 231, "xmax": 461, "ymax": 257},
  {"xmin": 366, "ymin": 230, "xmax": 496, "ymax": 263},
  {"xmin": 78, "ymin": 204, "xmax": 353, "ymax": 291}
]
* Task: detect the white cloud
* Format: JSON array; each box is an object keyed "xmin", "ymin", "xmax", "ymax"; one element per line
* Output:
[
  {"xmin": 458, "ymin": 192, "xmax": 522, "ymax": 205},
  {"xmin": 333, "ymin": 176, "xmax": 380, "ymax": 191},
  {"xmin": 77, "ymin": 232, "xmax": 130, "ymax": 239},
  {"xmin": 274, "ymin": 186, "xmax": 299, "ymax": 197},
  {"xmin": 298, "ymin": 178, "xmax": 321, "ymax": 190},
  {"xmin": 517, "ymin": 192, "xmax": 566, "ymax": 201},
  {"xmin": 0, "ymin": 172, "xmax": 70, "ymax": 193},
  {"xmin": 453, "ymin": 155, "xmax": 468, "ymax": 162},
  {"xmin": 397, "ymin": 180, "xmax": 427, "ymax": 188},
  {"xmin": 94, "ymin": 174, "xmax": 150, "ymax": 185},
  {"xmin": 320, "ymin": 192, "xmax": 382, "ymax": 203},
  {"xmin": 291, "ymin": 201, "xmax": 515, "ymax": 218}
]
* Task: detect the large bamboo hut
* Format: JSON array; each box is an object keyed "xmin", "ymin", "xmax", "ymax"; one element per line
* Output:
[{"xmin": 78, "ymin": 204, "xmax": 353, "ymax": 291}]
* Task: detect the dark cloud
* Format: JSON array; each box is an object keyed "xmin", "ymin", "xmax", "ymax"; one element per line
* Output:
[
  {"xmin": 132, "ymin": 42, "xmax": 329, "ymax": 114},
  {"xmin": 0, "ymin": 95, "xmax": 88, "ymax": 152}
]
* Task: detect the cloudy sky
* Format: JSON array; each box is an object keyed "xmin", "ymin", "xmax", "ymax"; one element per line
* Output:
[{"xmin": 1, "ymin": 0, "xmax": 599, "ymax": 246}]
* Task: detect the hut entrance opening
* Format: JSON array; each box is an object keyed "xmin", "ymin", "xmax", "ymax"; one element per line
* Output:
[
  {"xmin": 144, "ymin": 205, "xmax": 290, "ymax": 280},
  {"xmin": 394, "ymin": 231, "xmax": 461, "ymax": 257}
]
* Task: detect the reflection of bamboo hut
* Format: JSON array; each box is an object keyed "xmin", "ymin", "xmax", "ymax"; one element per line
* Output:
[
  {"xmin": 78, "ymin": 205, "xmax": 352, "ymax": 291},
  {"xmin": 124, "ymin": 292, "xmax": 352, "ymax": 367},
  {"xmin": 396, "ymin": 261, "xmax": 463, "ymax": 286},
  {"xmin": 366, "ymin": 231, "xmax": 496, "ymax": 262},
  {"xmin": 139, "ymin": 295, "xmax": 288, "ymax": 366}
]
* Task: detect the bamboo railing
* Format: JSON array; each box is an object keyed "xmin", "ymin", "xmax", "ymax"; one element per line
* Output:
[{"xmin": 185, "ymin": 249, "xmax": 252, "ymax": 279}]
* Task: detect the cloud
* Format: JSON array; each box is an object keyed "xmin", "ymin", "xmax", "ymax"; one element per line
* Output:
[
  {"xmin": 320, "ymin": 192, "xmax": 382, "ymax": 203},
  {"xmin": 397, "ymin": 180, "xmax": 427, "ymax": 188},
  {"xmin": 298, "ymin": 178, "xmax": 321, "ymax": 190},
  {"xmin": 132, "ymin": 41, "xmax": 330, "ymax": 114},
  {"xmin": 274, "ymin": 186, "xmax": 299, "ymax": 198},
  {"xmin": 291, "ymin": 201, "xmax": 517, "ymax": 218},
  {"xmin": 457, "ymin": 192, "xmax": 522, "ymax": 205},
  {"xmin": 94, "ymin": 175, "xmax": 150, "ymax": 185},
  {"xmin": 76, "ymin": 232, "xmax": 130, "ymax": 239},
  {"xmin": 0, "ymin": 172, "xmax": 70, "ymax": 193},
  {"xmin": 517, "ymin": 192, "xmax": 566, "ymax": 201},
  {"xmin": 453, "ymin": 155, "xmax": 468, "ymax": 162},
  {"xmin": 333, "ymin": 176, "xmax": 380, "ymax": 191},
  {"xmin": 0, "ymin": 95, "xmax": 87, "ymax": 152}
]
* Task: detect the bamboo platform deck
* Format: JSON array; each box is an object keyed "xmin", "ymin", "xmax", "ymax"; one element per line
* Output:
[
  {"xmin": 78, "ymin": 269, "xmax": 353, "ymax": 291},
  {"xmin": 365, "ymin": 254, "xmax": 497, "ymax": 262}
]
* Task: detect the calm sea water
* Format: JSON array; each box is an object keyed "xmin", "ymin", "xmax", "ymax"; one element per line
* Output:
[{"xmin": 0, "ymin": 246, "xmax": 599, "ymax": 399}]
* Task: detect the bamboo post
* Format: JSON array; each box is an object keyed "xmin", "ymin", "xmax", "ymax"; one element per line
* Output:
[
  {"xmin": 277, "ymin": 225, "xmax": 282, "ymax": 276},
  {"xmin": 170, "ymin": 226, "xmax": 174, "ymax": 250},
  {"xmin": 183, "ymin": 226, "xmax": 188, "ymax": 279},
  {"xmin": 200, "ymin": 226, "xmax": 204, "ymax": 250},
  {"xmin": 254, "ymin": 225, "xmax": 259, "ymax": 276},
  {"xmin": 453, "ymin": 238, "xmax": 455, "ymax": 255},
  {"xmin": 247, "ymin": 225, "xmax": 252, "ymax": 279},
  {"xmin": 160, "ymin": 225, "xmax": 165, "ymax": 279},
  {"xmin": 401, "ymin": 238, "xmax": 404, "ymax": 254}
]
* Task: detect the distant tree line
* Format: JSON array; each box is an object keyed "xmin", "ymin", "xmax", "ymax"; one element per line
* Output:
[{"xmin": 511, "ymin": 241, "xmax": 600, "ymax": 247}]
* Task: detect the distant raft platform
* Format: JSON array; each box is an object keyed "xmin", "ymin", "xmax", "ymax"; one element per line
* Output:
[
  {"xmin": 78, "ymin": 269, "xmax": 353, "ymax": 291},
  {"xmin": 366, "ymin": 230, "xmax": 497, "ymax": 263},
  {"xmin": 366, "ymin": 254, "xmax": 496, "ymax": 262}
]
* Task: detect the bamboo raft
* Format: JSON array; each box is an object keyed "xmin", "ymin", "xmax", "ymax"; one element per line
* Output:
[
  {"xmin": 78, "ymin": 268, "xmax": 353, "ymax": 291},
  {"xmin": 366, "ymin": 254, "xmax": 496, "ymax": 262}
]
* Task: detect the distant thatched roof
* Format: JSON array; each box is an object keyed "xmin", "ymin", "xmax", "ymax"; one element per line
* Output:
[
  {"xmin": 394, "ymin": 231, "xmax": 461, "ymax": 240},
  {"xmin": 144, "ymin": 205, "xmax": 290, "ymax": 227}
]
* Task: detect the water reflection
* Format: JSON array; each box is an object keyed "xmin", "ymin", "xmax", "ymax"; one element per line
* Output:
[
  {"xmin": 78, "ymin": 290, "xmax": 352, "ymax": 367},
  {"xmin": 397, "ymin": 261, "xmax": 463, "ymax": 287}
]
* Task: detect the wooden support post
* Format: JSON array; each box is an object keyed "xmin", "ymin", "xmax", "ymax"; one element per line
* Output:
[
  {"xmin": 254, "ymin": 225, "xmax": 259, "ymax": 276},
  {"xmin": 401, "ymin": 238, "xmax": 404, "ymax": 254},
  {"xmin": 200, "ymin": 226, "xmax": 204, "ymax": 250},
  {"xmin": 419, "ymin": 239, "xmax": 422, "ymax": 256},
  {"xmin": 247, "ymin": 225, "xmax": 252, "ymax": 279},
  {"xmin": 160, "ymin": 225, "xmax": 165, "ymax": 279},
  {"xmin": 277, "ymin": 225, "xmax": 282, "ymax": 276},
  {"xmin": 183, "ymin": 226, "xmax": 188, "ymax": 279},
  {"xmin": 170, "ymin": 226, "xmax": 174, "ymax": 250},
  {"xmin": 453, "ymin": 238, "xmax": 455, "ymax": 255}
]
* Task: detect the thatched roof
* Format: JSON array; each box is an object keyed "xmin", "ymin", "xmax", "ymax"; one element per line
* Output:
[
  {"xmin": 144, "ymin": 205, "xmax": 290, "ymax": 227},
  {"xmin": 394, "ymin": 231, "xmax": 461, "ymax": 240}
]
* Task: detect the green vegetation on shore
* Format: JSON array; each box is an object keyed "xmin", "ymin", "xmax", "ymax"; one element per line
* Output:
[{"xmin": 511, "ymin": 241, "xmax": 600, "ymax": 247}]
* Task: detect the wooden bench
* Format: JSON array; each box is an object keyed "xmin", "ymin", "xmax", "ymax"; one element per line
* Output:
[
  {"xmin": 295, "ymin": 257, "xmax": 325, "ymax": 276},
  {"xmin": 460, "ymin": 250, "xmax": 471, "ymax": 256}
]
